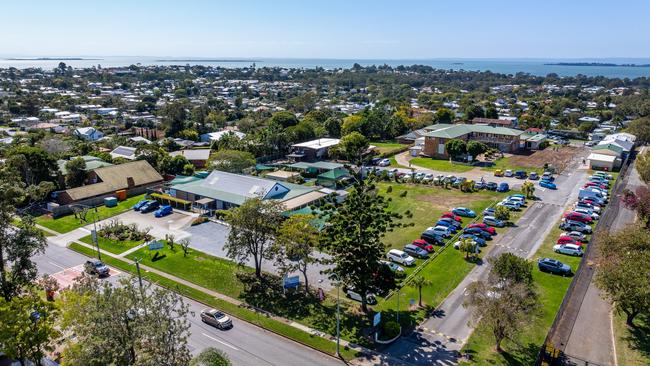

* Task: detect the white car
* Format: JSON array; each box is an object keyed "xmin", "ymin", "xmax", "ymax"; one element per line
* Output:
[
  {"xmin": 421, "ymin": 173, "xmax": 434, "ymax": 183},
  {"xmin": 386, "ymin": 249, "xmax": 415, "ymax": 266},
  {"xmin": 426, "ymin": 226, "xmax": 452, "ymax": 238},
  {"xmin": 380, "ymin": 260, "xmax": 405, "ymax": 272},
  {"xmin": 573, "ymin": 207, "xmax": 600, "ymax": 220},
  {"xmin": 562, "ymin": 231, "xmax": 587, "ymax": 241},
  {"xmin": 504, "ymin": 169, "xmax": 514, "ymax": 177},
  {"xmin": 377, "ymin": 158, "xmax": 391, "ymax": 167},
  {"xmin": 453, "ymin": 240, "xmax": 478, "ymax": 252},
  {"xmin": 483, "ymin": 216, "xmax": 505, "ymax": 228},
  {"xmin": 553, "ymin": 243, "xmax": 583, "ymax": 256}
]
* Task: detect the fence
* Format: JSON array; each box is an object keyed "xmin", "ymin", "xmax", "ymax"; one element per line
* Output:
[{"xmin": 536, "ymin": 149, "xmax": 636, "ymax": 365}]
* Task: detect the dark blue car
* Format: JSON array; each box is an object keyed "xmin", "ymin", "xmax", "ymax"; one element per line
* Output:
[
  {"xmin": 463, "ymin": 227, "xmax": 492, "ymax": 239},
  {"xmin": 460, "ymin": 233, "xmax": 486, "ymax": 247},
  {"xmin": 496, "ymin": 183, "xmax": 510, "ymax": 192},
  {"xmin": 132, "ymin": 199, "xmax": 151, "ymax": 211},
  {"xmin": 154, "ymin": 205, "xmax": 173, "ymax": 218}
]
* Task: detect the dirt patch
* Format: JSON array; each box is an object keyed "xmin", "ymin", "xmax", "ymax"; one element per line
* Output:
[
  {"xmin": 416, "ymin": 192, "xmax": 495, "ymax": 211},
  {"xmin": 507, "ymin": 147, "xmax": 580, "ymax": 172}
]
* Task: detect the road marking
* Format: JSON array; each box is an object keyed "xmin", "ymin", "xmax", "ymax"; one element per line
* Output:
[
  {"xmin": 202, "ymin": 333, "xmax": 239, "ymax": 351},
  {"xmin": 48, "ymin": 261, "xmax": 66, "ymax": 270}
]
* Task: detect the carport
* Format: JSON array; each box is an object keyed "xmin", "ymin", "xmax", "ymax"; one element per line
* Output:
[
  {"xmin": 194, "ymin": 197, "xmax": 215, "ymax": 215},
  {"xmin": 150, "ymin": 193, "xmax": 192, "ymax": 211}
]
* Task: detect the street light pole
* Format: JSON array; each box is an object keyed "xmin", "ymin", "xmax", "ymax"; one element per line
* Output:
[
  {"xmin": 332, "ymin": 274, "xmax": 341, "ymax": 358},
  {"xmin": 397, "ymin": 287, "xmax": 401, "ymax": 324},
  {"xmin": 87, "ymin": 206, "xmax": 101, "ymax": 261},
  {"xmin": 134, "ymin": 257, "xmax": 144, "ymax": 294}
]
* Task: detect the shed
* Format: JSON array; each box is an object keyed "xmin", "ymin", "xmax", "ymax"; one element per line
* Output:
[{"xmin": 588, "ymin": 153, "xmax": 618, "ymax": 171}]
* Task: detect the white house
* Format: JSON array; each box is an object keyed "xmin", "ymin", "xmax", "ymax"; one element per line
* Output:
[
  {"xmin": 200, "ymin": 130, "xmax": 246, "ymax": 143},
  {"xmin": 74, "ymin": 127, "xmax": 104, "ymax": 141}
]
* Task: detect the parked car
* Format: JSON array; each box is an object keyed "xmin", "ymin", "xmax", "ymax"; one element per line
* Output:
[
  {"xmin": 557, "ymin": 236, "xmax": 582, "ymax": 246},
  {"xmin": 386, "ymin": 249, "xmax": 416, "ymax": 266},
  {"xmin": 514, "ymin": 170, "xmax": 527, "ymax": 179},
  {"xmin": 564, "ymin": 211, "xmax": 593, "ymax": 224},
  {"xmin": 486, "ymin": 182, "xmax": 498, "ymax": 191},
  {"xmin": 453, "ymin": 240, "xmax": 479, "ymax": 253},
  {"xmin": 452, "ymin": 207, "xmax": 477, "ymax": 217},
  {"xmin": 540, "ymin": 180, "xmax": 557, "ymax": 189},
  {"xmin": 200, "ymin": 308, "xmax": 233, "ymax": 329},
  {"xmin": 345, "ymin": 288, "xmax": 377, "ymax": 305},
  {"xmin": 592, "ymin": 172, "xmax": 612, "ymax": 180},
  {"xmin": 154, "ymin": 205, "xmax": 173, "ymax": 218},
  {"xmin": 584, "ymin": 181, "xmax": 607, "ymax": 190},
  {"xmin": 542, "ymin": 172, "xmax": 554, "ymax": 181},
  {"xmin": 529, "ymin": 172, "xmax": 539, "ymax": 180},
  {"xmin": 422, "ymin": 173, "xmax": 434, "ymax": 183},
  {"xmin": 496, "ymin": 183, "xmax": 510, "ymax": 192},
  {"xmin": 498, "ymin": 201, "xmax": 520, "ymax": 211},
  {"xmin": 483, "ymin": 207, "xmax": 496, "ymax": 217},
  {"xmin": 509, "ymin": 194, "xmax": 526, "ymax": 203},
  {"xmin": 467, "ymin": 223, "xmax": 497, "ymax": 235},
  {"xmin": 140, "ymin": 200, "xmax": 160, "ymax": 213},
  {"xmin": 562, "ymin": 231, "xmax": 587, "ymax": 241},
  {"xmin": 483, "ymin": 216, "xmax": 505, "ymax": 227},
  {"xmin": 427, "ymin": 225, "xmax": 452, "ymax": 237},
  {"xmin": 435, "ymin": 220, "xmax": 458, "ymax": 232},
  {"xmin": 474, "ymin": 181, "xmax": 486, "ymax": 190},
  {"xmin": 553, "ymin": 243, "xmax": 584, "ymax": 256},
  {"xmin": 132, "ymin": 199, "xmax": 152, "ymax": 211},
  {"xmin": 559, "ymin": 220, "xmax": 592, "ymax": 234},
  {"xmin": 411, "ymin": 239, "xmax": 434, "ymax": 252},
  {"xmin": 84, "ymin": 259, "xmax": 110, "ymax": 277},
  {"xmin": 463, "ymin": 227, "xmax": 493, "ymax": 239},
  {"xmin": 538, "ymin": 258, "xmax": 572, "ymax": 275},
  {"xmin": 420, "ymin": 232, "xmax": 443, "ymax": 245},
  {"xmin": 460, "ymin": 233, "xmax": 486, "ymax": 247},
  {"xmin": 441, "ymin": 212, "xmax": 463, "ymax": 222},
  {"xmin": 575, "ymin": 201, "xmax": 600, "ymax": 213},
  {"xmin": 404, "ymin": 244, "xmax": 429, "ymax": 259},
  {"xmin": 574, "ymin": 207, "xmax": 599, "ymax": 220},
  {"xmin": 494, "ymin": 169, "xmax": 504, "ymax": 177},
  {"xmin": 504, "ymin": 169, "xmax": 514, "ymax": 177},
  {"xmin": 380, "ymin": 260, "xmax": 405, "ymax": 272},
  {"xmin": 377, "ymin": 158, "xmax": 391, "ymax": 167},
  {"xmin": 438, "ymin": 217, "xmax": 461, "ymax": 228}
]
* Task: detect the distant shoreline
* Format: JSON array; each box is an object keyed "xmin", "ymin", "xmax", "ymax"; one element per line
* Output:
[
  {"xmin": 7, "ymin": 57, "xmax": 103, "ymax": 61},
  {"xmin": 545, "ymin": 62, "xmax": 650, "ymax": 67},
  {"xmin": 155, "ymin": 59, "xmax": 259, "ymax": 63}
]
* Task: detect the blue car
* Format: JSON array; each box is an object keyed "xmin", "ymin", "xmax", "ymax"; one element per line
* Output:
[
  {"xmin": 140, "ymin": 200, "xmax": 160, "ymax": 213},
  {"xmin": 452, "ymin": 207, "xmax": 477, "ymax": 218},
  {"xmin": 496, "ymin": 183, "xmax": 510, "ymax": 192},
  {"xmin": 460, "ymin": 233, "xmax": 486, "ymax": 247},
  {"xmin": 463, "ymin": 227, "xmax": 492, "ymax": 239},
  {"xmin": 540, "ymin": 180, "xmax": 557, "ymax": 190},
  {"xmin": 435, "ymin": 220, "xmax": 458, "ymax": 232},
  {"xmin": 132, "ymin": 199, "xmax": 151, "ymax": 211},
  {"xmin": 154, "ymin": 205, "xmax": 173, "ymax": 217}
]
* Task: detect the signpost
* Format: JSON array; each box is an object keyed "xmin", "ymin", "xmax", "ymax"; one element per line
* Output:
[
  {"xmin": 147, "ymin": 240, "xmax": 164, "ymax": 250},
  {"xmin": 283, "ymin": 275, "xmax": 300, "ymax": 295},
  {"xmin": 373, "ymin": 312, "xmax": 381, "ymax": 327}
]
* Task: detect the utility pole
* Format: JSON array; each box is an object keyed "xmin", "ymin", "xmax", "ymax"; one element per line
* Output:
[
  {"xmin": 88, "ymin": 206, "xmax": 101, "ymax": 261},
  {"xmin": 134, "ymin": 257, "xmax": 144, "ymax": 294},
  {"xmin": 397, "ymin": 287, "xmax": 401, "ymax": 324}
]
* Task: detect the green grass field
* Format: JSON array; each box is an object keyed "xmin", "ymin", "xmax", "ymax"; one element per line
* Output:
[
  {"xmin": 79, "ymin": 235, "xmax": 143, "ymax": 255},
  {"xmin": 370, "ymin": 141, "xmax": 408, "ymax": 154},
  {"xmin": 409, "ymin": 157, "xmax": 474, "ymax": 173},
  {"xmin": 480, "ymin": 157, "xmax": 544, "ymax": 175},
  {"xmin": 613, "ymin": 312, "xmax": 650, "ymax": 366},
  {"xmin": 34, "ymin": 194, "xmax": 146, "ymax": 234}
]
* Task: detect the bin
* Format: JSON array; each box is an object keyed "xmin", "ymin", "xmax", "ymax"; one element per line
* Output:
[
  {"xmin": 104, "ymin": 197, "xmax": 118, "ymax": 207},
  {"xmin": 115, "ymin": 189, "xmax": 127, "ymax": 201}
]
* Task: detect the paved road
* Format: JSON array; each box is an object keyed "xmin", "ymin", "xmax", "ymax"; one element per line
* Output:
[
  {"xmin": 385, "ymin": 151, "xmax": 589, "ymax": 364},
  {"xmin": 34, "ymin": 241, "xmax": 345, "ymax": 366}
]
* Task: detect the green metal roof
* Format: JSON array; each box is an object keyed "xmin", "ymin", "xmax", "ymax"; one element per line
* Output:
[
  {"xmin": 57, "ymin": 155, "xmax": 113, "ymax": 175},
  {"xmin": 169, "ymin": 175, "xmax": 203, "ymax": 185},
  {"xmin": 288, "ymin": 161, "xmax": 344, "ymax": 171},
  {"xmin": 592, "ymin": 143, "xmax": 624, "ymax": 155},
  {"xmin": 317, "ymin": 168, "xmax": 350, "ymax": 180},
  {"xmin": 521, "ymin": 133, "xmax": 547, "ymax": 142},
  {"xmin": 424, "ymin": 124, "xmax": 524, "ymax": 139}
]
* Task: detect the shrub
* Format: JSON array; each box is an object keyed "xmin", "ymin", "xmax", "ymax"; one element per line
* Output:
[
  {"xmin": 386, "ymin": 185, "xmax": 393, "ymax": 193},
  {"xmin": 214, "ymin": 210, "xmax": 228, "ymax": 220},
  {"xmin": 399, "ymin": 190, "xmax": 407, "ymax": 197},
  {"xmin": 191, "ymin": 217, "xmax": 209, "ymax": 226},
  {"xmin": 494, "ymin": 205, "xmax": 511, "ymax": 221},
  {"xmin": 97, "ymin": 220, "xmax": 151, "ymax": 242},
  {"xmin": 382, "ymin": 321, "xmax": 400, "ymax": 339}
]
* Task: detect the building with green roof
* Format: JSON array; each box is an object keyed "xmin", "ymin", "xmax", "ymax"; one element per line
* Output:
[{"xmin": 422, "ymin": 123, "xmax": 526, "ymax": 159}]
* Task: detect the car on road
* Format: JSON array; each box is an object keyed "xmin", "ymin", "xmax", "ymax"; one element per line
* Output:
[
  {"xmin": 467, "ymin": 223, "xmax": 497, "ymax": 235},
  {"xmin": 132, "ymin": 199, "xmax": 152, "ymax": 211},
  {"xmin": 84, "ymin": 259, "xmax": 110, "ymax": 277},
  {"xmin": 140, "ymin": 200, "xmax": 160, "ymax": 213},
  {"xmin": 483, "ymin": 216, "xmax": 506, "ymax": 227},
  {"xmin": 486, "ymin": 182, "xmax": 498, "ymax": 191},
  {"xmin": 460, "ymin": 233, "xmax": 486, "ymax": 247},
  {"xmin": 562, "ymin": 231, "xmax": 587, "ymax": 241},
  {"xmin": 559, "ymin": 220, "xmax": 592, "ymax": 234},
  {"xmin": 463, "ymin": 227, "xmax": 492, "ymax": 239},
  {"xmin": 496, "ymin": 183, "xmax": 510, "ymax": 192},
  {"xmin": 539, "ymin": 179, "xmax": 557, "ymax": 189},
  {"xmin": 504, "ymin": 169, "xmax": 514, "ymax": 177},
  {"xmin": 427, "ymin": 225, "xmax": 452, "ymax": 238},
  {"xmin": 529, "ymin": 172, "xmax": 539, "ymax": 180},
  {"xmin": 441, "ymin": 212, "xmax": 463, "ymax": 222},
  {"xmin": 452, "ymin": 207, "xmax": 476, "ymax": 217},
  {"xmin": 564, "ymin": 211, "xmax": 593, "ymax": 224},
  {"xmin": 514, "ymin": 170, "xmax": 527, "ymax": 179},
  {"xmin": 154, "ymin": 205, "xmax": 173, "ymax": 218},
  {"xmin": 200, "ymin": 308, "xmax": 233, "ymax": 329},
  {"xmin": 386, "ymin": 249, "xmax": 415, "ymax": 266},
  {"xmin": 420, "ymin": 231, "xmax": 443, "ymax": 245},
  {"xmin": 538, "ymin": 257, "xmax": 572, "ymax": 275},
  {"xmin": 411, "ymin": 239, "xmax": 435, "ymax": 252},
  {"xmin": 553, "ymin": 243, "xmax": 583, "ymax": 256},
  {"xmin": 404, "ymin": 244, "xmax": 429, "ymax": 259},
  {"xmin": 377, "ymin": 158, "xmax": 391, "ymax": 167},
  {"xmin": 380, "ymin": 260, "xmax": 404, "ymax": 272}
]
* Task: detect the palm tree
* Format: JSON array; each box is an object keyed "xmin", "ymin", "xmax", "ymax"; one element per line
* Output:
[
  {"xmin": 522, "ymin": 181, "xmax": 536, "ymax": 199},
  {"xmin": 409, "ymin": 275, "xmax": 432, "ymax": 307}
]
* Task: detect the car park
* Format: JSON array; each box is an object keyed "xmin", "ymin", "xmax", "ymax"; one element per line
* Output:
[
  {"xmin": 483, "ymin": 216, "xmax": 505, "ymax": 227},
  {"xmin": 132, "ymin": 199, "xmax": 151, "ymax": 211},
  {"xmin": 200, "ymin": 308, "xmax": 233, "ymax": 329},
  {"xmin": 460, "ymin": 233, "xmax": 486, "ymax": 247},
  {"xmin": 553, "ymin": 243, "xmax": 584, "ymax": 257},
  {"xmin": 386, "ymin": 249, "xmax": 416, "ymax": 266},
  {"xmin": 377, "ymin": 158, "xmax": 391, "ymax": 167},
  {"xmin": 452, "ymin": 207, "xmax": 476, "ymax": 217},
  {"xmin": 486, "ymin": 182, "xmax": 498, "ymax": 191},
  {"xmin": 411, "ymin": 239, "xmax": 434, "ymax": 252},
  {"xmin": 564, "ymin": 211, "xmax": 593, "ymax": 224},
  {"xmin": 538, "ymin": 258, "xmax": 572, "ymax": 275},
  {"xmin": 441, "ymin": 212, "xmax": 463, "ymax": 222},
  {"xmin": 380, "ymin": 260, "xmax": 405, "ymax": 272},
  {"xmin": 562, "ymin": 231, "xmax": 587, "ymax": 241},
  {"xmin": 540, "ymin": 180, "xmax": 557, "ymax": 189},
  {"xmin": 345, "ymin": 288, "xmax": 377, "ymax": 304},
  {"xmin": 140, "ymin": 200, "xmax": 160, "ymax": 213},
  {"xmin": 559, "ymin": 220, "xmax": 592, "ymax": 234},
  {"xmin": 154, "ymin": 205, "xmax": 173, "ymax": 218},
  {"xmin": 404, "ymin": 244, "xmax": 429, "ymax": 259},
  {"xmin": 467, "ymin": 223, "xmax": 497, "ymax": 235},
  {"xmin": 84, "ymin": 259, "xmax": 110, "ymax": 277},
  {"xmin": 504, "ymin": 169, "xmax": 514, "ymax": 177},
  {"xmin": 529, "ymin": 172, "xmax": 539, "ymax": 180},
  {"xmin": 420, "ymin": 231, "xmax": 443, "ymax": 245},
  {"xmin": 463, "ymin": 227, "xmax": 492, "ymax": 239},
  {"xmin": 427, "ymin": 225, "xmax": 452, "ymax": 237},
  {"xmin": 496, "ymin": 182, "xmax": 510, "ymax": 192}
]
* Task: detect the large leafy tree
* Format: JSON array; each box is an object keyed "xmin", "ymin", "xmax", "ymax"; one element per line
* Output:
[
  {"xmin": 0, "ymin": 291, "xmax": 60, "ymax": 366},
  {"xmin": 621, "ymin": 187, "xmax": 650, "ymax": 228},
  {"xmin": 464, "ymin": 104, "xmax": 485, "ymax": 120},
  {"xmin": 161, "ymin": 100, "xmax": 189, "ymax": 137},
  {"xmin": 190, "ymin": 347, "xmax": 231, "ymax": 366},
  {"xmin": 320, "ymin": 179, "xmax": 409, "ymax": 313},
  {"xmin": 224, "ymin": 198, "xmax": 284, "ymax": 278},
  {"xmin": 6, "ymin": 146, "xmax": 57, "ymax": 186},
  {"xmin": 636, "ymin": 149, "xmax": 650, "ymax": 184},
  {"xmin": 59, "ymin": 276, "xmax": 192, "ymax": 366},
  {"xmin": 209, "ymin": 149, "xmax": 256, "ymax": 174},
  {"xmin": 274, "ymin": 214, "xmax": 320, "ymax": 293},
  {"xmin": 435, "ymin": 108, "xmax": 455, "ymax": 124},
  {"xmin": 596, "ymin": 224, "xmax": 650, "ymax": 326},
  {"xmin": 466, "ymin": 141, "xmax": 488, "ymax": 160},
  {"xmin": 444, "ymin": 139, "xmax": 467, "ymax": 159},
  {"xmin": 332, "ymin": 132, "xmax": 369, "ymax": 166},
  {"xmin": 626, "ymin": 117, "xmax": 650, "ymax": 144},
  {"xmin": 65, "ymin": 157, "xmax": 87, "ymax": 188}
]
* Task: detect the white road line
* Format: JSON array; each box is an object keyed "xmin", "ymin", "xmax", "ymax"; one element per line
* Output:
[
  {"xmin": 202, "ymin": 333, "xmax": 239, "ymax": 351},
  {"xmin": 47, "ymin": 261, "xmax": 66, "ymax": 270}
]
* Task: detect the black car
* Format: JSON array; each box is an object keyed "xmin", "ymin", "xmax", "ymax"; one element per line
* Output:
[
  {"xmin": 514, "ymin": 170, "xmax": 527, "ymax": 179},
  {"xmin": 421, "ymin": 231, "xmax": 443, "ymax": 245},
  {"xmin": 140, "ymin": 200, "xmax": 160, "ymax": 213},
  {"xmin": 538, "ymin": 258, "xmax": 572, "ymax": 276},
  {"xmin": 463, "ymin": 227, "xmax": 492, "ymax": 239},
  {"xmin": 85, "ymin": 259, "xmax": 110, "ymax": 277},
  {"xmin": 486, "ymin": 182, "xmax": 498, "ymax": 191},
  {"xmin": 474, "ymin": 181, "xmax": 486, "ymax": 190}
]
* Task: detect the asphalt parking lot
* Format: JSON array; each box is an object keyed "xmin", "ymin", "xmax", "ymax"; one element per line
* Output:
[{"xmin": 93, "ymin": 209, "xmax": 196, "ymax": 239}]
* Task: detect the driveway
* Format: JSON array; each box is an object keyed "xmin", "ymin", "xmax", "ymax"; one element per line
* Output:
[{"xmin": 92, "ymin": 209, "xmax": 196, "ymax": 239}]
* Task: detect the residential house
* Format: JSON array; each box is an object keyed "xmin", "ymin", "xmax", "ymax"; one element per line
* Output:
[
  {"xmin": 74, "ymin": 127, "xmax": 104, "ymax": 141},
  {"xmin": 110, "ymin": 146, "xmax": 138, "ymax": 160},
  {"xmin": 287, "ymin": 138, "xmax": 340, "ymax": 161},
  {"xmin": 200, "ymin": 130, "xmax": 246, "ymax": 143},
  {"xmin": 169, "ymin": 149, "xmax": 211, "ymax": 168},
  {"xmin": 470, "ymin": 117, "xmax": 517, "ymax": 128}
]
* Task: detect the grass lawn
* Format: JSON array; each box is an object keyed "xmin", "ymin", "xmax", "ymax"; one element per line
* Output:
[
  {"xmin": 34, "ymin": 194, "xmax": 146, "ymax": 234},
  {"xmin": 613, "ymin": 312, "xmax": 650, "ymax": 366},
  {"xmin": 79, "ymin": 235, "xmax": 143, "ymax": 255},
  {"xmin": 462, "ymin": 220, "xmax": 584, "ymax": 364},
  {"xmin": 480, "ymin": 156, "xmax": 544, "ymax": 175},
  {"xmin": 371, "ymin": 141, "xmax": 409, "ymax": 155},
  {"xmin": 409, "ymin": 157, "xmax": 474, "ymax": 173},
  {"xmin": 67, "ymin": 242, "xmax": 360, "ymax": 361}
]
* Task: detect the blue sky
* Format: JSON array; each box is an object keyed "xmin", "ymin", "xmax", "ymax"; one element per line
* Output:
[{"xmin": 3, "ymin": 0, "xmax": 649, "ymax": 59}]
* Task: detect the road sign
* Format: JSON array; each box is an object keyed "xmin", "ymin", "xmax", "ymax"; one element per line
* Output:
[
  {"xmin": 91, "ymin": 229, "xmax": 97, "ymax": 243},
  {"xmin": 409, "ymin": 298, "xmax": 415, "ymax": 307},
  {"xmin": 373, "ymin": 312, "xmax": 381, "ymax": 327},
  {"xmin": 283, "ymin": 275, "xmax": 300, "ymax": 289},
  {"xmin": 148, "ymin": 240, "xmax": 164, "ymax": 250}
]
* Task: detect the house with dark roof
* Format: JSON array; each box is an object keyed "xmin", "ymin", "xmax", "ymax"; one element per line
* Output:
[
  {"xmin": 470, "ymin": 117, "xmax": 517, "ymax": 128},
  {"xmin": 422, "ymin": 124, "xmax": 524, "ymax": 159},
  {"xmin": 169, "ymin": 149, "xmax": 211, "ymax": 168}
]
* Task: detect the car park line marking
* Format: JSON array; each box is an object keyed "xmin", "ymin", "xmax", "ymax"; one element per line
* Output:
[
  {"xmin": 202, "ymin": 333, "xmax": 239, "ymax": 351},
  {"xmin": 48, "ymin": 261, "xmax": 66, "ymax": 270}
]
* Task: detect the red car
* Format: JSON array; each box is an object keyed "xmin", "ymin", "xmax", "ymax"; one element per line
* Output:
[
  {"xmin": 467, "ymin": 223, "xmax": 497, "ymax": 235},
  {"xmin": 564, "ymin": 211, "xmax": 593, "ymax": 224},
  {"xmin": 557, "ymin": 236, "xmax": 583, "ymax": 246},
  {"xmin": 411, "ymin": 239, "xmax": 435, "ymax": 252},
  {"xmin": 583, "ymin": 182, "xmax": 607, "ymax": 190},
  {"xmin": 441, "ymin": 212, "xmax": 462, "ymax": 222},
  {"xmin": 580, "ymin": 198, "xmax": 603, "ymax": 208}
]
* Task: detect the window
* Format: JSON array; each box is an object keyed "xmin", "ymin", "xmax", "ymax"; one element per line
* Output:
[{"xmin": 438, "ymin": 144, "xmax": 445, "ymax": 155}]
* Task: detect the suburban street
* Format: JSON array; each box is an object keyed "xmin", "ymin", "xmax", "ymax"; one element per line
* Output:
[
  {"xmin": 33, "ymin": 241, "xmax": 345, "ymax": 366},
  {"xmin": 385, "ymin": 150, "xmax": 590, "ymax": 364}
]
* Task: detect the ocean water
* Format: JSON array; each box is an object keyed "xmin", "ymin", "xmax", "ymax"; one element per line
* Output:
[{"xmin": 2, "ymin": 56, "xmax": 650, "ymax": 78}]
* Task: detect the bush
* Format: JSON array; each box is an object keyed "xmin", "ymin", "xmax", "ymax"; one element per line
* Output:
[
  {"xmin": 191, "ymin": 217, "xmax": 209, "ymax": 226},
  {"xmin": 213, "ymin": 210, "xmax": 228, "ymax": 220},
  {"xmin": 382, "ymin": 321, "xmax": 400, "ymax": 339},
  {"xmin": 494, "ymin": 205, "xmax": 511, "ymax": 221},
  {"xmin": 98, "ymin": 219, "xmax": 151, "ymax": 242},
  {"xmin": 399, "ymin": 191, "xmax": 407, "ymax": 197},
  {"xmin": 386, "ymin": 185, "xmax": 393, "ymax": 193}
]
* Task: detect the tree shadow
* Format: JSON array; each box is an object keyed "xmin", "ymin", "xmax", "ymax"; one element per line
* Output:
[{"xmin": 623, "ymin": 313, "xmax": 650, "ymax": 359}]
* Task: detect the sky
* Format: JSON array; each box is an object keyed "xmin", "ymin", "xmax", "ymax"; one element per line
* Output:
[{"xmin": 2, "ymin": 0, "xmax": 650, "ymax": 59}]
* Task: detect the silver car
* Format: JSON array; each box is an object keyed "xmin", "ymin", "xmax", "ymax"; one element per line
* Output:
[{"xmin": 200, "ymin": 308, "xmax": 232, "ymax": 329}]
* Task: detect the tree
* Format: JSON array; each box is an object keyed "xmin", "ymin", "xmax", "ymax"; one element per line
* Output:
[
  {"xmin": 466, "ymin": 141, "xmax": 488, "ymax": 160},
  {"xmin": 209, "ymin": 149, "xmax": 256, "ymax": 174},
  {"xmin": 65, "ymin": 157, "xmax": 87, "ymax": 188},
  {"xmin": 636, "ymin": 149, "xmax": 650, "ymax": 184},
  {"xmin": 6, "ymin": 146, "xmax": 57, "ymax": 186},
  {"xmin": 459, "ymin": 238, "xmax": 477, "ymax": 259},
  {"xmin": 409, "ymin": 275, "xmax": 431, "ymax": 307},
  {"xmin": 161, "ymin": 101, "xmax": 189, "ymax": 137},
  {"xmin": 274, "ymin": 214, "xmax": 320, "ymax": 293},
  {"xmin": 340, "ymin": 115, "xmax": 366, "ymax": 136},
  {"xmin": 485, "ymin": 106, "xmax": 499, "ymax": 119},
  {"xmin": 522, "ymin": 181, "xmax": 536, "ymax": 199},
  {"xmin": 224, "ymin": 198, "xmax": 284, "ymax": 278},
  {"xmin": 0, "ymin": 291, "xmax": 61, "ymax": 366},
  {"xmin": 621, "ymin": 187, "xmax": 650, "ymax": 228},
  {"xmin": 269, "ymin": 111, "xmax": 299, "ymax": 129},
  {"xmin": 596, "ymin": 224, "xmax": 650, "ymax": 326},
  {"xmin": 465, "ymin": 104, "xmax": 485, "ymax": 120},
  {"xmin": 332, "ymin": 132, "xmax": 369, "ymax": 166},
  {"xmin": 320, "ymin": 179, "xmax": 409, "ymax": 313},
  {"xmin": 190, "ymin": 347, "xmax": 231, "ymax": 366},
  {"xmin": 494, "ymin": 205, "xmax": 511, "ymax": 222},
  {"xmin": 59, "ymin": 276, "xmax": 192, "ymax": 366},
  {"xmin": 626, "ymin": 117, "xmax": 650, "ymax": 144},
  {"xmin": 445, "ymin": 139, "xmax": 467, "ymax": 159},
  {"xmin": 435, "ymin": 108, "xmax": 455, "ymax": 124},
  {"xmin": 489, "ymin": 253, "xmax": 534, "ymax": 287},
  {"xmin": 179, "ymin": 238, "xmax": 191, "ymax": 257},
  {"xmin": 161, "ymin": 155, "xmax": 190, "ymax": 175}
]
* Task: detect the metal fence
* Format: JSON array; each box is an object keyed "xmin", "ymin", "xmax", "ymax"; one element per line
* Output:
[{"xmin": 536, "ymin": 149, "xmax": 636, "ymax": 365}]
